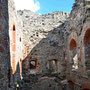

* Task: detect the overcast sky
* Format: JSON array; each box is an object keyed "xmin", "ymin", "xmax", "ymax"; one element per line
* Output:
[{"xmin": 14, "ymin": 0, "xmax": 75, "ymax": 14}]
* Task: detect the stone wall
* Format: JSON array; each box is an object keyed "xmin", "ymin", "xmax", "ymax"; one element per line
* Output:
[
  {"xmin": 0, "ymin": 0, "xmax": 90, "ymax": 90},
  {"xmin": 8, "ymin": 0, "xmax": 23, "ymax": 89},
  {"xmin": 19, "ymin": 0, "xmax": 90, "ymax": 90},
  {"xmin": 0, "ymin": 0, "xmax": 10, "ymax": 89},
  {"xmin": 18, "ymin": 10, "xmax": 69, "ymax": 90},
  {"xmin": 17, "ymin": 10, "xmax": 69, "ymax": 74},
  {"xmin": 17, "ymin": 10, "xmax": 69, "ymax": 53},
  {"xmin": 64, "ymin": 0, "xmax": 90, "ymax": 89}
]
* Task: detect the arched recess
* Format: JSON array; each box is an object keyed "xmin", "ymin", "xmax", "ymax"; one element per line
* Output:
[
  {"xmin": 83, "ymin": 29, "xmax": 90, "ymax": 73},
  {"xmin": 29, "ymin": 58, "xmax": 39, "ymax": 74},
  {"xmin": 47, "ymin": 59, "xmax": 58, "ymax": 72},
  {"xmin": 69, "ymin": 39, "xmax": 78, "ymax": 70}
]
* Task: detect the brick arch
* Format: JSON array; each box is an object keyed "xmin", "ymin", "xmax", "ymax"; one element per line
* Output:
[
  {"xmin": 68, "ymin": 32, "xmax": 78, "ymax": 49},
  {"xmin": 84, "ymin": 29, "xmax": 90, "ymax": 46},
  {"xmin": 81, "ymin": 25, "xmax": 90, "ymax": 73},
  {"xmin": 70, "ymin": 39, "xmax": 77, "ymax": 51},
  {"xmin": 68, "ymin": 33, "xmax": 78, "ymax": 70},
  {"xmin": 81, "ymin": 24, "xmax": 90, "ymax": 43}
]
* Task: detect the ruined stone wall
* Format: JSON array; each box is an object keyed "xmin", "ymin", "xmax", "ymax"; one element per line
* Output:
[
  {"xmin": 18, "ymin": 10, "xmax": 69, "ymax": 75},
  {"xmin": 0, "ymin": 0, "xmax": 88, "ymax": 90},
  {"xmin": 19, "ymin": 0, "xmax": 90, "ymax": 90},
  {"xmin": 63, "ymin": 0, "xmax": 90, "ymax": 89},
  {"xmin": 18, "ymin": 10, "xmax": 69, "ymax": 55},
  {"xmin": 0, "ymin": 0, "xmax": 10, "ymax": 89},
  {"xmin": 17, "ymin": 10, "xmax": 69, "ymax": 90},
  {"xmin": 8, "ymin": 0, "xmax": 23, "ymax": 88}
]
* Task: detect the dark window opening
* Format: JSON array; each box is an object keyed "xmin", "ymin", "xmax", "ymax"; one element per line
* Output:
[
  {"xmin": 84, "ymin": 29, "xmax": 90, "ymax": 72},
  {"xmin": 13, "ymin": 24, "xmax": 16, "ymax": 31},
  {"xmin": 84, "ymin": 29, "xmax": 90, "ymax": 46},
  {"xmin": 70, "ymin": 39, "xmax": 77, "ymax": 51},
  {"xmin": 70, "ymin": 39, "xmax": 78, "ymax": 70},
  {"xmin": 29, "ymin": 60, "xmax": 37, "ymax": 70},
  {"xmin": 48, "ymin": 59, "xmax": 58, "ymax": 72},
  {"xmin": 20, "ymin": 37, "xmax": 21, "ymax": 42}
]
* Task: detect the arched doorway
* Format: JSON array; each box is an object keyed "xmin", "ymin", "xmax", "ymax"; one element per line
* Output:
[
  {"xmin": 69, "ymin": 39, "xmax": 78, "ymax": 70},
  {"xmin": 83, "ymin": 29, "xmax": 90, "ymax": 75}
]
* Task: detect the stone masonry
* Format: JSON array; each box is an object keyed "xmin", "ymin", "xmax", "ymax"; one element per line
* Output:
[{"xmin": 0, "ymin": 0, "xmax": 90, "ymax": 90}]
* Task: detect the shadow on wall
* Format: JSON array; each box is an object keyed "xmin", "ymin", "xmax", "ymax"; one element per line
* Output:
[
  {"xmin": 22, "ymin": 22, "xmax": 66, "ymax": 76},
  {"xmin": 21, "ymin": 22, "xmax": 67, "ymax": 90}
]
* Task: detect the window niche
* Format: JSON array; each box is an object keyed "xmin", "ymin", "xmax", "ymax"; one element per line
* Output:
[
  {"xmin": 69, "ymin": 39, "xmax": 78, "ymax": 70},
  {"xmin": 30, "ymin": 60, "xmax": 36, "ymax": 69},
  {"xmin": 29, "ymin": 59, "xmax": 38, "ymax": 74},
  {"xmin": 83, "ymin": 29, "xmax": 90, "ymax": 75},
  {"xmin": 47, "ymin": 59, "xmax": 58, "ymax": 72},
  {"xmin": 13, "ymin": 24, "xmax": 16, "ymax": 31}
]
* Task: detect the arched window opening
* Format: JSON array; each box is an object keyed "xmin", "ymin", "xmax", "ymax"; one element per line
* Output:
[
  {"xmin": 84, "ymin": 29, "xmax": 90, "ymax": 74},
  {"xmin": 70, "ymin": 39, "xmax": 77, "ymax": 51},
  {"xmin": 84, "ymin": 29, "xmax": 90, "ymax": 46},
  {"xmin": 13, "ymin": 24, "xmax": 16, "ymax": 31},
  {"xmin": 70, "ymin": 39, "xmax": 78, "ymax": 70},
  {"xmin": 48, "ymin": 59, "xmax": 58, "ymax": 72},
  {"xmin": 29, "ymin": 59, "xmax": 38, "ymax": 74}
]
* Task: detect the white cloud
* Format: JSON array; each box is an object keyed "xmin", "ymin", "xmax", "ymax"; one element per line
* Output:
[{"xmin": 14, "ymin": 0, "xmax": 40, "ymax": 12}]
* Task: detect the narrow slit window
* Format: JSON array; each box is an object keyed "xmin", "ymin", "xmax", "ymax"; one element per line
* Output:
[{"xmin": 13, "ymin": 24, "xmax": 16, "ymax": 31}]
